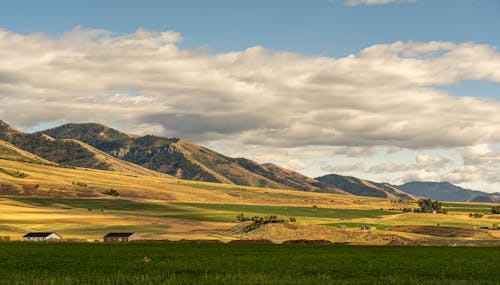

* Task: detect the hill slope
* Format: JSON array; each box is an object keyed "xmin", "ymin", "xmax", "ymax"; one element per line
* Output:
[
  {"xmin": 0, "ymin": 121, "xmax": 164, "ymax": 177},
  {"xmin": 398, "ymin": 182, "xmax": 500, "ymax": 203},
  {"xmin": 40, "ymin": 123, "xmax": 345, "ymax": 193},
  {"xmin": 316, "ymin": 174, "xmax": 416, "ymax": 200},
  {"xmin": 0, "ymin": 139, "xmax": 54, "ymax": 165}
]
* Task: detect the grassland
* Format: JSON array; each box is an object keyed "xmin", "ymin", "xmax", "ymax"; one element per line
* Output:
[
  {"xmin": 0, "ymin": 243, "xmax": 498, "ymax": 285},
  {"xmin": 1, "ymin": 158, "xmax": 500, "ymax": 243}
]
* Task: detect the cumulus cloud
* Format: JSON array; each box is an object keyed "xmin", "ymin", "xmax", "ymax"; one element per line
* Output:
[
  {"xmin": 415, "ymin": 154, "xmax": 452, "ymax": 168},
  {"xmin": 282, "ymin": 159, "xmax": 309, "ymax": 171},
  {"xmin": 1, "ymin": 28, "xmax": 500, "ymax": 153},
  {"xmin": 321, "ymin": 162, "xmax": 365, "ymax": 173},
  {"xmin": 369, "ymin": 162, "xmax": 416, "ymax": 174},
  {"xmin": 332, "ymin": 147, "xmax": 375, "ymax": 157}
]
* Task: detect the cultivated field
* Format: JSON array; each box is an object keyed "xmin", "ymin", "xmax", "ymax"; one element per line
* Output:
[{"xmin": 0, "ymin": 243, "xmax": 499, "ymax": 285}]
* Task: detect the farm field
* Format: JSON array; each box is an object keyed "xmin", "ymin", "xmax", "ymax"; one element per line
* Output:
[
  {"xmin": 1, "ymin": 159, "xmax": 500, "ymax": 243},
  {"xmin": 0, "ymin": 243, "xmax": 499, "ymax": 285}
]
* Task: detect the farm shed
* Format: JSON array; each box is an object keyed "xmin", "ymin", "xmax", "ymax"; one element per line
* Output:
[
  {"xmin": 103, "ymin": 232, "xmax": 143, "ymax": 242},
  {"xmin": 23, "ymin": 232, "xmax": 62, "ymax": 241}
]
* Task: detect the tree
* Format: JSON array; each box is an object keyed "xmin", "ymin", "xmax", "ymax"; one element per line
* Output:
[
  {"xmin": 418, "ymin": 199, "xmax": 444, "ymax": 213},
  {"xmin": 492, "ymin": 206, "xmax": 500, "ymax": 214}
]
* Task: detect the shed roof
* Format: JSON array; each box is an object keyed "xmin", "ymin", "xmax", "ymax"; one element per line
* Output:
[
  {"xmin": 23, "ymin": 232, "xmax": 58, "ymax": 238},
  {"xmin": 104, "ymin": 232, "xmax": 136, "ymax": 238}
]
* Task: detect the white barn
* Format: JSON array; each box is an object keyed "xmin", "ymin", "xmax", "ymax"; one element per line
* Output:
[
  {"xmin": 103, "ymin": 232, "xmax": 143, "ymax": 242},
  {"xmin": 23, "ymin": 232, "xmax": 62, "ymax": 241}
]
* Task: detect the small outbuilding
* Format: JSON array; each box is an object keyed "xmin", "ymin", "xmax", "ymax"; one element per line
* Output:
[
  {"xmin": 103, "ymin": 232, "xmax": 143, "ymax": 242},
  {"xmin": 23, "ymin": 232, "xmax": 62, "ymax": 241},
  {"xmin": 361, "ymin": 225, "xmax": 373, "ymax": 230}
]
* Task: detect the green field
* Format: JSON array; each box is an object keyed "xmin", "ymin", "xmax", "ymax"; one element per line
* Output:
[
  {"xmin": 0, "ymin": 243, "xmax": 498, "ymax": 285},
  {"xmin": 175, "ymin": 202, "xmax": 399, "ymax": 219}
]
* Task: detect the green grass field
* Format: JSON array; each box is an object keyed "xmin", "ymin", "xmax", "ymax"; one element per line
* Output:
[
  {"xmin": 174, "ymin": 202, "xmax": 399, "ymax": 219},
  {"xmin": 0, "ymin": 243, "xmax": 498, "ymax": 285}
]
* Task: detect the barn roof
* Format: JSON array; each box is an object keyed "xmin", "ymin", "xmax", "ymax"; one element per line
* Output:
[
  {"xmin": 23, "ymin": 232, "xmax": 58, "ymax": 238},
  {"xmin": 104, "ymin": 232, "xmax": 136, "ymax": 238}
]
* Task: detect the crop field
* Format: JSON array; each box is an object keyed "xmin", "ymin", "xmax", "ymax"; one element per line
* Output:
[{"xmin": 0, "ymin": 243, "xmax": 498, "ymax": 285}]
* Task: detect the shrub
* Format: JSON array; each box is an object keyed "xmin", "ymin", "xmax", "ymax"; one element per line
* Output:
[
  {"xmin": 289, "ymin": 217, "xmax": 296, "ymax": 222},
  {"xmin": 103, "ymin": 189, "xmax": 120, "ymax": 196},
  {"xmin": 492, "ymin": 206, "xmax": 500, "ymax": 215},
  {"xmin": 72, "ymin": 181, "xmax": 87, "ymax": 187}
]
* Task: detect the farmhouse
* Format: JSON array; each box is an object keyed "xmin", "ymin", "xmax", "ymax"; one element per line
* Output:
[
  {"xmin": 23, "ymin": 232, "xmax": 62, "ymax": 241},
  {"xmin": 103, "ymin": 232, "xmax": 143, "ymax": 242}
]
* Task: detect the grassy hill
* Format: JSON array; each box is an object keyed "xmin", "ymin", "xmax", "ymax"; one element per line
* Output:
[
  {"xmin": 0, "ymin": 139, "xmax": 54, "ymax": 165},
  {"xmin": 316, "ymin": 174, "xmax": 416, "ymax": 200},
  {"xmin": 0, "ymin": 121, "xmax": 164, "ymax": 177}
]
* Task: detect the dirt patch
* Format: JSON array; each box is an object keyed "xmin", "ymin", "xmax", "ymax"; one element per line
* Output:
[
  {"xmin": 282, "ymin": 239, "xmax": 332, "ymax": 245},
  {"xmin": 229, "ymin": 239, "xmax": 274, "ymax": 244},
  {"xmin": 221, "ymin": 222, "xmax": 408, "ymax": 245},
  {"xmin": 388, "ymin": 225, "xmax": 493, "ymax": 239},
  {"xmin": 174, "ymin": 239, "xmax": 223, "ymax": 244}
]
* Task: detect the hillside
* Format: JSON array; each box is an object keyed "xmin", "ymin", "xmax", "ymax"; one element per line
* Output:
[
  {"xmin": 316, "ymin": 174, "xmax": 416, "ymax": 200},
  {"xmin": 0, "ymin": 139, "xmax": 54, "ymax": 165},
  {"xmin": 398, "ymin": 182, "xmax": 500, "ymax": 203},
  {"xmin": 0, "ymin": 121, "xmax": 164, "ymax": 177},
  {"xmin": 40, "ymin": 123, "xmax": 344, "ymax": 193}
]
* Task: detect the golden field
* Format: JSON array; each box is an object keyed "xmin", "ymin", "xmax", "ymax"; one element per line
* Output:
[{"xmin": 1, "ymin": 158, "xmax": 499, "ymax": 244}]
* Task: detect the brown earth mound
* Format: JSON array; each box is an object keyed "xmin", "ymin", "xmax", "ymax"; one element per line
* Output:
[
  {"xmin": 282, "ymin": 239, "xmax": 332, "ymax": 245},
  {"xmin": 221, "ymin": 223, "xmax": 408, "ymax": 245},
  {"xmin": 229, "ymin": 239, "xmax": 274, "ymax": 244},
  {"xmin": 174, "ymin": 239, "xmax": 223, "ymax": 244},
  {"xmin": 388, "ymin": 226, "xmax": 493, "ymax": 239}
]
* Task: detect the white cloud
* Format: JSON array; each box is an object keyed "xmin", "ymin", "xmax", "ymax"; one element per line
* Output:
[
  {"xmin": 402, "ymin": 169, "xmax": 441, "ymax": 183},
  {"xmin": 1, "ymin": 29, "xmax": 500, "ymax": 150},
  {"xmin": 282, "ymin": 159, "xmax": 309, "ymax": 171},
  {"xmin": 415, "ymin": 154, "xmax": 452, "ymax": 168},
  {"xmin": 369, "ymin": 162, "xmax": 416, "ymax": 174},
  {"xmin": 321, "ymin": 162, "xmax": 365, "ymax": 173}
]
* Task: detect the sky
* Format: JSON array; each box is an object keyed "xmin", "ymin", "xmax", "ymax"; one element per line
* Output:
[{"xmin": 1, "ymin": 0, "xmax": 500, "ymax": 192}]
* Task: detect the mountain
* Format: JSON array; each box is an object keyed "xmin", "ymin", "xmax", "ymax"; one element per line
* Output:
[
  {"xmin": 40, "ymin": 123, "xmax": 345, "ymax": 193},
  {"xmin": 0, "ymin": 120, "xmax": 164, "ymax": 177},
  {"xmin": 398, "ymin": 182, "xmax": 500, "ymax": 203},
  {"xmin": 316, "ymin": 174, "xmax": 416, "ymax": 200}
]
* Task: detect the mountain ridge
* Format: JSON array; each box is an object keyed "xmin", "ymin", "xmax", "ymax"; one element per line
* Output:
[
  {"xmin": 39, "ymin": 122, "xmax": 345, "ymax": 194},
  {"xmin": 398, "ymin": 181, "xmax": 500, "ymax": 203}
]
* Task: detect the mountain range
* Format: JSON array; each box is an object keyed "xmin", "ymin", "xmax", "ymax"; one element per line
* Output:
[
  {"xmin": 0, "ymin": 119, "xmax": 498, "ymax": 203},
  {"xmin": 398, "ymin": 182, "xmax": 500, "ymax": 203}
]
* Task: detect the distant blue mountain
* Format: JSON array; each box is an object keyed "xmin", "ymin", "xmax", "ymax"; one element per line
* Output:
[{"xmin": 398, "ymin": 182, "xmax": 500, "ymax": 203}]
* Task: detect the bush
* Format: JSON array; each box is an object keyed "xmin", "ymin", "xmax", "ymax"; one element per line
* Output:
[
  {"xmin": 289, "ymin": 217, "xmax": 296, "ymax": 222},
  {"xmin": 469, "ymin": 213, "xmax": 484, "ymax": 218},
  {"xmin": 72, "ymin": 181, "xmax": 87, "ymax": 187},
  {"xmin": 492, "ymin": 206, "xmax": 500, "ymax": 215},
  {"xmin": 103, "ymin": 189, "xmax": 120, "ymax": 196}
]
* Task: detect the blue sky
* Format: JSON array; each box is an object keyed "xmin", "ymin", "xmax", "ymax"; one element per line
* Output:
[
  {"xmin": 2, "ymin": 0, "xmax": 500, "ymax": 56},
  {"xmin": 1, "ymin": 0, "xmax": 500, "ymax": 192}
]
